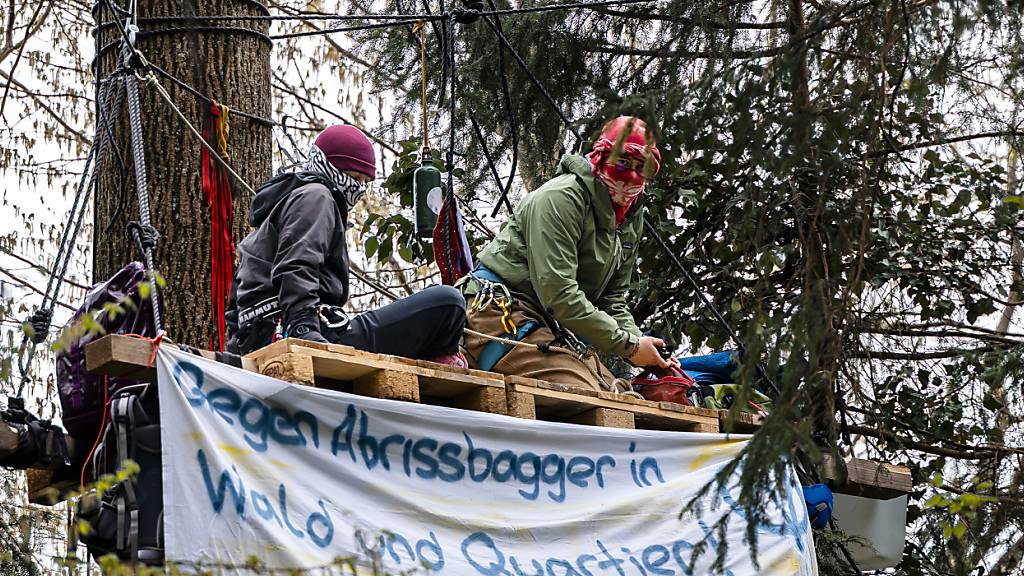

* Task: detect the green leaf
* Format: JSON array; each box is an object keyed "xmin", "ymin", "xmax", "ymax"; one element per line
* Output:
[
  {"xmin": 364, "ymin": 236, "xmax": 379, "ymax": 258},
  {"xmin": 982, "ymin": 392, "xmax": 1005, "ymax": 412},
  {"xmin": 952, "ymin": 521, "xmax": 967, "ymax": 540},
  {"xmin": 1003, "ymin": 195, "xmax": 1024, "ymax": 208}
]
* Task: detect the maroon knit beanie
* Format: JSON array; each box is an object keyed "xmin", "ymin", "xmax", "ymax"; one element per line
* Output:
[{"xmin": 314, "ymin": 125, "xmax": 376, "ymax": 180}]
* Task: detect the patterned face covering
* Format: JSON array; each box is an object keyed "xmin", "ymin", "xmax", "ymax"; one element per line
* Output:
[
  {"xmin": 591, "ymin": 151, "xmax": 648, "ymax": 205},
  {"xmin": 304, "ymin": 144, "xmax": 367, "ymax": 209},
  {"xmin": 587, "ymin": 117, "xmax": 662, "ymax": 209}
]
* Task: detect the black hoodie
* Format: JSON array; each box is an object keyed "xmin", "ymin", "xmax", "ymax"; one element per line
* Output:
[{"xmin": 225, "ymin": 172, "xmax": 350, "ymax": 339}]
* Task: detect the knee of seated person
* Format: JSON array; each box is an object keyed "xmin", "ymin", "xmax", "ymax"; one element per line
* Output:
[{"xmin": 427, "ymin": 284, "xmax": 467, "ymax": 311}]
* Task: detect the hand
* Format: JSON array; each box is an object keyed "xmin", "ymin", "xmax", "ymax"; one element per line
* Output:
[{"xmin": 628, "ymin": 336, "xmax": 681, "ymax": 369}]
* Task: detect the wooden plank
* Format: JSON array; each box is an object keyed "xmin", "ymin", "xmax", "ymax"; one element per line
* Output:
[
  {"xmin": 282, "ymin": 345, "xmax": 407, "ymax": 382},
  {"xmin": 506, "ymin": 376, "xmax": 719, "ymax": 433},
  {"xmin": 824, "ymin": 456, "xmax": 913, "ymax": 500},
  {"xmin": 453, "ymin": 387, "xmax": 507, "ymax": 415},
  {"xmin": 717, "ymin": 410, "xmax": 764, "ymax": 434},
  {"xmin": 85, "ymin": 334, "xmax": 159, "ymax": 380},
  {"xmin": 506, "ymin": 388, "xmax": 537, "ymax": 420},
  {"xmin": 417, "ymin": 369, "xmax": 505, "ymax": 399},
  {"xmin": 87, "ymin": 334, "xmax": 258, "ymax": 382}
]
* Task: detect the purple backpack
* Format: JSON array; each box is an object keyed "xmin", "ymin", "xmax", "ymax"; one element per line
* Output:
[{"xmin": 56, "ymin": 262, "xmax": 157, "ymax": 441}]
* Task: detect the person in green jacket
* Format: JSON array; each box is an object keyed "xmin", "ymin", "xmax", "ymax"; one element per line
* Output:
[{"xmin": 460, "ymin": 116, "xmax": 677, "ymax": 391}]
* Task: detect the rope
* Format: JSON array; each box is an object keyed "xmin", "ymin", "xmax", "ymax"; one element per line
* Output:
[
  {"xmin": 414, "ymin": 20, "xmax": 430, "ymax": 155},
  {"xmin": 95, "ymin": 24, "xmax": 273, "ymax": 49},
  {"xmin": 143, "ymin": 74, "xmax": 257, "ymax": 196},
  {"xmin": 643, "ymin": 218, "xmax": 781, "ymax": 398},
  {"xmin": 89, "ymin": 0, "xmax": 655, "ymax": 25},
  {"xmin": 122, "ymin": 43, "xmax": 164, "ymax": 335},
  {"xmin": 464, "ymin": 328, "xmax": 578, "ymax": 357},
  {"xmin": 271, "ymin": 19, "xmax": 426, "ymax": 40},
  {"xmin": 91, "ymin": 11, "xmax": 440, "ymax": 24},
  {"xmin": 443, "ymin": 14, "xmax": 457, "ymax": 275},
  {"xmin": 468, "ymin": 111, "xmax": 513, "ymax": 213},
  {"xmin": 482, "ymin": 16, "xmax": 582, "ymax": 142},
  {"xmin": 486, "ymin": 0, "xmax": 519, "ymax": 219},
  {"xmin": 15, "ymin": 73, "xmax": 125, "ymax": 394}
]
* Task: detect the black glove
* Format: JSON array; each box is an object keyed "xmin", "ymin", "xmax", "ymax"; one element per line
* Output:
[{"xmin": 289, "ymin": 321, "xmax": 328, "ymax": 343}]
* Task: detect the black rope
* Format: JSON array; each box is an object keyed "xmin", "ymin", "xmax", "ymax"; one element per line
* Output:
[
  {"xmin": 147, "ymin": 62, "xmax": 276, "ymax": 126},
  {"xmin": 441, "ymin": 13, "xmax": 458, "ymax": 276},
  {"xmin": 468, "ymin": 111, "xmax": 514, "ymax": 213},
  {"xmin": 95, "ymin": 24, "xmax": 273, "ymax": 48},
  {"xmin": 478, "ymin": 0, "xmax": 657, "ymax": 17},
  {"xmin": 271, "ymin": 18, "xmax": 430, "ymax": 40},
  {"xmin": 486, "ymin": 0, "xmax": 519, "ymax": 218},
  {"xmin": 644, "ymin": 217, "xmax": 782, "ymax": 398},
  {"xmin": 89, "ymin": 0, "xmax": 654, "ymax": 25},
  {"xmin": 91, "ymin": 11, "xmax": 438, "ymax": 24},
  {"xmin": 483, "ymin": 16, "xmax": 582, "ymax": 142}
]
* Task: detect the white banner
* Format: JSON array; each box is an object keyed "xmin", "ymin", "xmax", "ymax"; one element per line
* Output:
[{"xmin": 157, "ymin": 347, "xmax": 817, "ymax": 575}]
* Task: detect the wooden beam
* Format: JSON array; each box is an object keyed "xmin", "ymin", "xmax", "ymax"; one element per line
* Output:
[
  {"xmin": 86, "ymin": 334, "xmax": 258, "ymax": 381},
  {"xmin": 824, "ymin": 455, "xmax": 913, "ymax": 500}
]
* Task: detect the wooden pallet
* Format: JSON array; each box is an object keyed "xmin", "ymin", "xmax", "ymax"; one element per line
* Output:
[
  {"xmin": 76, "ymin": 334, "xmax": 913, "ymax": 503},
  {"xmin": 505, "ymin": 375, "xmax": 720, "ymax": 432},
  {"xmin": 245, "ymin": 339, "xmax": 509, "ymax": 415}
]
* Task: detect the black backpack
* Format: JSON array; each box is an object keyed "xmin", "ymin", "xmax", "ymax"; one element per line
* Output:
[{"xmin": 76, "ymin": 386, "xmax": 163, "ymax": 565}]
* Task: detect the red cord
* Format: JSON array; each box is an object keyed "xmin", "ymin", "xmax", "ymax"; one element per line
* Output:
[
  {"xmin": 80, "ymin": 376, "xmax": 111, "ymax": 489},
  {"xmin": 120, "ymin": 331, "xmax": 164, "ymax": 367}
]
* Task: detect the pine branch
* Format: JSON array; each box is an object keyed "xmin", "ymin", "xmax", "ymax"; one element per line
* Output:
[
  {"xmin": 849, "ymin": 346, "xmax": 995, "ymax": 360},
  {"xmin": 865, "ymin": 130, "xmax": 1024, "ymax": 158},
  {"xmin": 849, "ymin": 424, "xmax": 997, "ymax": 459}
]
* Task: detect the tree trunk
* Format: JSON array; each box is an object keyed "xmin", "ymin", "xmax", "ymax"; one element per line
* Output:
[
  {"xmin": 92, "ymin": 0, "xmax": 272, "ymax": 349},
  {"xmin": 788, "ymin": 0, "xmax": 838, "ymax": 443}
]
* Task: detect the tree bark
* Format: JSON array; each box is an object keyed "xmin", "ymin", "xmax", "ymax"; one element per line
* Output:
[{"xmin": 92, "ymin": 0, "xmax": 272, "ymax": 348}]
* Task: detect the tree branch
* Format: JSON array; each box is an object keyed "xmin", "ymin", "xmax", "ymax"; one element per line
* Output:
[
  {"xmin": 0, "ymin": 67, "xmax": 91, "ymax": 145},
  {"xmin": 849, "ymin": 346, "xmax": 995, "ymax": 360},
  {"xmin": 0, "ymin": 265, "xmax": 76, "ymax": 311},
  {"xmin": 865, "ymin": 130, "xmax": 1024, "ymax": 158},
  {"xmin": 586, "ymin": 43, "xmax": 783, "ymax": 59},
  {"xmin": 849, "ymin": 424, "xmax": 997, "ymax": 460}
]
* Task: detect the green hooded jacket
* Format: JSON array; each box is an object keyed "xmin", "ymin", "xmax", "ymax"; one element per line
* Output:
[{"xmin": 477, "ymin": 154, "xmax": 643, "ymax": 357}]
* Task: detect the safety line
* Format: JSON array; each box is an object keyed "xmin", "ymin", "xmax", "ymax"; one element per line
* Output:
[
  {"xmin": 95, "ymin": 12, "xmax": 441, "ymax": 24},
  {"xmin": 144, "ymin": 74, "xmax": 257, "ymax": 196},
  {"xmin": 91, "ymin": 0, "xmax": 657, "ymax": 26},
  {"xmin": 271, "ymin": 18, "xmax": 427, "ymax": 40},
  {"xmin": 482, "ymin": 16, "xmax": 582, "ymax": 142}
]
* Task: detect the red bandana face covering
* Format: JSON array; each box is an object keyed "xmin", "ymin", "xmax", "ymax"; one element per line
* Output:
[
  {"xmin": 588, "ymin": 117, "xmax": 663, "ymax": 225},
  {"xmin": 590, "ymin": 148, "xmax": 648, "ymax": 206}
]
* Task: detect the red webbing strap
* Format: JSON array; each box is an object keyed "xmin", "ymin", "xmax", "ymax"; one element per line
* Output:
[{"xmin": 201, "ymin": 102, "xmax": 235, "ymax": 351}]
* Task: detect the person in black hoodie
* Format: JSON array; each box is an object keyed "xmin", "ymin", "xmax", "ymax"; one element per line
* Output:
[{"xmin": 225, "ymin": 125, "xmax": 467, "ymax": 365}]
